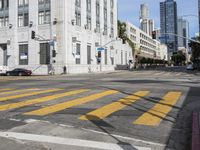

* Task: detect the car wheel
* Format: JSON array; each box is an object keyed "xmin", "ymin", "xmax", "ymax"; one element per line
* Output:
[
  {"xmin": 18, "ymin": 73, "xmax": 23, "ymax": 76},
  {"xmin": 6, "ymin": 73, "xmax": 10, "ymax": 76}
]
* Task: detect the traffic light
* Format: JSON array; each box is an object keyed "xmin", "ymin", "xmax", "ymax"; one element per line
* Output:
[
  {"xmin": 52, "ymin": 50, "xmax": 56, "ymax": 57},
  {"xmin": 152, "ymin": 31, "xmax": 156, "ymax": 39},
  {"xmin": 97, "ymin": 51, "xmax": 101, "ymax": 64},
  {"xmin": 97, "ymin": 51, "xmax": 101, "ymax": 58},
  {"xmin": 31, "ymin": 31, "xmax": 36, "ymax": 39}
]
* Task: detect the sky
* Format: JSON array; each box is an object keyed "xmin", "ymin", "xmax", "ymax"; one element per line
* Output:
[{"xmin": 118, "ymin": 0, "xmax": 199, "ymax": 37}]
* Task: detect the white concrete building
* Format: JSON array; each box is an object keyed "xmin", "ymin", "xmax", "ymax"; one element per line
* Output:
[
  {"xmin": 126, "ymin": 22, "xmax": 168, "ymax": 61},
  {"xmin": 0, "ymin": 0, "xmax": 133, "ymax": 75}
]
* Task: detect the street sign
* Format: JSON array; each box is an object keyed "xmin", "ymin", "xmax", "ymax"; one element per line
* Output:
[
  {"xmin": 159, "ymin": 35, "xmax": 169, "ymax": 40},
  {"xmin": 96, "ymin": 47, "xmax": 104, "ymax": 51}
]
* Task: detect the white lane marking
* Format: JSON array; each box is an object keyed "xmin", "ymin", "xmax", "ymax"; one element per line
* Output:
[
  {"xmin": 0, "ymin": 132, "xmax": 151, "ymax": 150},
  {"xmin": 81, "ymin": 128, "xmax": 165, "ymax": 147}
]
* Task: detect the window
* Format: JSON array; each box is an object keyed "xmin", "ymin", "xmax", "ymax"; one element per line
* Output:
[
  {"xmin": 86, "ymin": 0, "xmax": 91, "ymax": 12},
  {"xmin": 87, "ymin": 45, "xmax": 91, "ymax": 64},
  {"xmin": 111, "ymin": 57, "xmax": 114, "ymax": 65},
  {"xmin": 104, "ymin": 0, "xmax": 107, "ymax": 35},
  {"xmin": 40, "ymin": 43, "xmax": 50, "ymax": 65},
  {"xmin": 18, "ymin": 0, "xmax": 29, "ymax": 27},
  {"xmin": 18, "ymin": 13, "xmax": 29, "ymax": 27},
  {"xmin": 18, "ymin": 0, "xmax": 28, "ymax": 7},
  {"xmin": 104, "ymin": 48, "xmax": 107, "ymax": 65},
  {"xmin": 38, "ymin": 0, "xmax": 51, "ymax": 25},
  {"xmin": 75, "ymin": 10, "xmax": 81, "ymax": 26},
  {"xmin": 96, "ymin": 0, "xmax": 100, "ymax": 32},
  {"xmin": 0, "ymin": 0, "xmax": 9, "ymax": 9},
  {"xmin": 39, "ymin": 12, "xmax": 44, "ymax": 24},
  {"xmin": 75, "ymin": 0, "xmax": 81, "ymax": 26},
  {"xmin": 86, "ymin": 0, "xmax": 91, "ymax": 30},
  {"xmin": 0, "ymin": 17, "xmax": 3, "ymax": 27},
  {"xmin": 110, "ymin": 0, "xmax": 114, "ymax": 9},
  {"xmin": 125, "ymin": 51, "xmax": 127, "ymax": 64},
  {"xmin": 18, "ymin": 15, "xmax": 23, "ymax": 27},
  {"xmin": 19, "ymin": 44, "xmax": 28, "ymax": 65},
  {"xmin": 0, "ymin": 0, "xmax": 9, "ymax": 28},
  {"xmin": 76, "ymin": 43, "xmax": 81, "ymax": 64}
]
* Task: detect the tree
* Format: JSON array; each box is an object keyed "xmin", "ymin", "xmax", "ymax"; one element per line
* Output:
[
  {"xmin": 189, "ymin": 36, "xmax": 200, "ymax": 65},
  {"xmin": 118, "ymin": 20, "xmax": 136, "ymax": 55},
  {"xmin": 171, "ymin": 53, "xmax": 186, "ymax": 65}
]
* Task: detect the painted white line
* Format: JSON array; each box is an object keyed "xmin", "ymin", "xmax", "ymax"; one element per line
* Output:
[
  {"xmin": 0, "ymin": 132, "xmax": 151, "ymax": 150},
  {"xmin": 81, "ymin": 128, "xmax": 165, "ymax": 147}
]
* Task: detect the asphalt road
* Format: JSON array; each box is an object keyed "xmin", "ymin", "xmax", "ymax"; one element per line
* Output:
[{"xmin": 0, "ymin": 68, "xmax": 199, "ymax": 150}]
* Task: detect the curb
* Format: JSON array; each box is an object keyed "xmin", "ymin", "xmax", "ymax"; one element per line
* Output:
[{"xmin": 192, "ymin": 112, "xmax": 200, "ymax": 150}]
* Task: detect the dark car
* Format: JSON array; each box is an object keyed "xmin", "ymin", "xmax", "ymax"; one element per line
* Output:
[{"xmin": 6, "ymin": 68, "xmax": 32, "ymax": 76}]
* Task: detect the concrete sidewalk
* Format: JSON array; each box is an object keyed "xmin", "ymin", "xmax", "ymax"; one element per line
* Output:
[{"xmin": 192, "ymin": 112, "xmax": 200, "ymax": 150}]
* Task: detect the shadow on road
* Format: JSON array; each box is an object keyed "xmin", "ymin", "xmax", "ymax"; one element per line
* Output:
[
  {"xmin": 84, "ymin": 115, "xmax": 139, "ymax": 150},
  {"xmin": 98, "ymin": 86, "xmax": 181, "ymax": 123}
]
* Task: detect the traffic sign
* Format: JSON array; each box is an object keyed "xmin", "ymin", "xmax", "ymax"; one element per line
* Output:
[
  {"xmin": 96, "ymin": 47, "xmax": 104, "ymax": 51},
  {"xmin": 159, "ymin": 35, "xmax": 169, "ymax": 40}
]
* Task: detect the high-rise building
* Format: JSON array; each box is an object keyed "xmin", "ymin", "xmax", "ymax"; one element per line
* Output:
[
  {"xmin": 140, "ymin": 4, "xmax": 154, "ymax": 36},
  {"xmin": 140, "ymin": 4, "xmax": 149, "ymax": 20},
  {"xmin": 198, "ymin": 0, "xmax": 200, "ymax": 33},
  {"xmin": 177, "ymin": 18, "xmax": 188, "ymax": 48},
  {"xmin": 160, "ymin": 0, "xmax": 178, "ymax": 54}
]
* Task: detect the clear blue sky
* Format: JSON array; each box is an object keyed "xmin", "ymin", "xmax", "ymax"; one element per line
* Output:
[{"xmin": 118, "ymin": 0, "xmax": 199, "ymax": 37}]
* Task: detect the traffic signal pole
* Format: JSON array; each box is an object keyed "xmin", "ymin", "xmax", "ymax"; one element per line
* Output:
[{"xmin": 162, "ymin": 33, "xmax": 200, "ymax": 44}]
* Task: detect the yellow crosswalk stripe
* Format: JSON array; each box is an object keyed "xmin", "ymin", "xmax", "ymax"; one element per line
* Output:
[
  {"xmin": 0, "ymin": 89, "xmax": 89, "ymax": 111},
  {"xmin": 0, "ymin": 88, "xmax": 39, "ymax": 96},
  {"xmin": 0, "ymin": 89, "xmax": 62, "ymax": 102},
  {"xmin": 0, "ymin": 88, "xmax": 13, "ymax": 92},
  {"xmin": 24, "ymin": 90, "xmax": 118, "ymax": 116},
  {"xmin": 133, "ymin": 92, "xmax": 182, "ymax": 126},
  {"xmin": 79, "ymin": 91, "xmax": 149, "ymax": 120}
]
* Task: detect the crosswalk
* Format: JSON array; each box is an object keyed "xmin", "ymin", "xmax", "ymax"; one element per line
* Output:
[{"xmin": 0, "ymin": 88, "xmax": 182, "ymax": 127}]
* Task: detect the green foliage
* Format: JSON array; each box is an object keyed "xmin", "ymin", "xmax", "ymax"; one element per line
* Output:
[
  {"xmin": 171, "ymin": 53, "xmax": 186, "ymax": 65},
  {"xmin": 189, "ymin": 36, "xmax": 200, "ymax": 64},
  {"xmin": 118, "ymin": 20, "xmax": 135, "ymax": 54}
]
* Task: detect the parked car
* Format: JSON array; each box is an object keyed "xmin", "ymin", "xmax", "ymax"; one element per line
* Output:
[
  {"xmin": 186, "ymin": 64, "xmax": 194, "ymax": 70},
  {"xmin": 6, "ymin": 68, "xmax": 32, "ymax": 76}
]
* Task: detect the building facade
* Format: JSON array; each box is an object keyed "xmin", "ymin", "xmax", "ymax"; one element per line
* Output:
[
  {"xmin": 198, "ymin": 0, "xmax": 200, "ymax": 33},
  {"xmin": 177, "ymin": 18, "xmax": 188, "ymax": 48},
  {"xmin": 126, "ymin": 22, "xmax": 167, "ymax": 61},
  {"xmin": 140, "ymin": 4, "xmax": 154, "ymax": 36},
  {"xmin": 160, "ymin": 0, "xmax": 178, "ymax": 54},
  {"xmin": 0, "ymin": 0, "xmax": 133, "ymax": 75}
]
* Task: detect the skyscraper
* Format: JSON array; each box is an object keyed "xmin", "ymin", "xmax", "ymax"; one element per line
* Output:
[
  {"xmin": 140, "ymin": 4, "xmax": 149, "ymax": 20},
  {"xmin": 160, "ymin": 0, "xmax": 178, "ymax": 54},
  {"xmin": 140, "ymin": 4, "xmax": 154, "ymax": 36},
  {"xmin": 198, "ymin": 0, "xmax": 200, "ymax": 33},
  {"xmin": 177, "ymin": 18, "xmax": 188, "ymax": 48}
]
